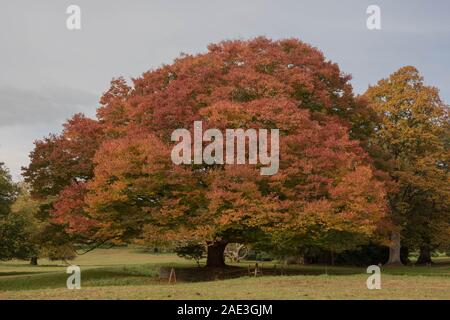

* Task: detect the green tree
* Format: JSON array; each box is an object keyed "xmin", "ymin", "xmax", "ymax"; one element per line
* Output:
[
  {"xmin": 175, "ymin": 243, "xmax": 206, "ymax": 267},
  {"xmin": 12, "ymin": 184, "xmax": 76, "ymax": 265},
  {"xmin": 0, "ymin": 164, "xmax": 37, "ymax": 261},
  {"xmin": 0, "ymin": 162, "xmax": 17, "ymax": 216}
]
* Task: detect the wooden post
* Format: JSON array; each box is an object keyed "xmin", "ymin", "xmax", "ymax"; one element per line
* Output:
[{"xmin": 169, "ymin": 268, "xmax": 177, "ymax": 284}]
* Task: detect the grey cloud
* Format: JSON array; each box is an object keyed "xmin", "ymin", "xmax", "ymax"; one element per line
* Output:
[{"xmin": 0, "ymin": 86, "xmax": 98, "ymax": 126}]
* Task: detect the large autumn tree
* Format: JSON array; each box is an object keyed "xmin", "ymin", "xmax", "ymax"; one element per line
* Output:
[
  {"xmin": 364, "ymin": 66, "xmax": 450, "ymax": 265},
  {"xmin": 24, "ymin": 37, "xmax": 389, "ymax": 267}
]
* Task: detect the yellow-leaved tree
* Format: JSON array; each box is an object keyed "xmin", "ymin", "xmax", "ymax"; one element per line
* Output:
[{"xmin": 365, "ymin": 66, "xmax": 450, "ymax": 265}]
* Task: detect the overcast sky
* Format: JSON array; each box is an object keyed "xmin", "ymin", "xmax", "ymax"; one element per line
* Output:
[{"xmin": 1, "ymin": 0, "xmax": 449, "ymax": 179}]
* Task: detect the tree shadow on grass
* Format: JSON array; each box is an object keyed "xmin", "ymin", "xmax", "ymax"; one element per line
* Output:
[{"xmin": 158, "ymin": 264, "xmax": 362, "ymax": 283}]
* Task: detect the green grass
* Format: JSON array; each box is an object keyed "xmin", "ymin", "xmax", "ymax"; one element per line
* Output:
[
  {"xmin": 0, "ymin": 264, "xmax": 161, "ymax": 291},
  {"xmin": 0, "ymin": 248, "xmax": 449, "ymax": 300}
]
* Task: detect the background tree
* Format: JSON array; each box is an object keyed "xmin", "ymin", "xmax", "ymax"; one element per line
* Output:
[
  {"xmin": 175, "ymin": 243, "xmax": 206, "ymax": 267},
  {"xmin": 13, "ymin": 184, "xmax": 76, "ymax": 265},
  {"xmin": 0, "ymin": 162, "xmax": 17, "ymax": 216},
  {"xmin": 365, "ymin": 66, "xmax": 450, "ymax": 265},
  {"xmin": 0, "ymin": 164, "xmax": 37, "ymax": 261}
]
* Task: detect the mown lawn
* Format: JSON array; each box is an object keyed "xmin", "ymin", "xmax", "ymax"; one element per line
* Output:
[{"xmin": 0, "ymin": 248, "xmax": 449, "ymax": 300}]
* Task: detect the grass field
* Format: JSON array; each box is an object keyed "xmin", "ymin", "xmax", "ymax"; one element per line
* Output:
[{"xmin": 0, "ymin": 248, "xmax": 449, "ymax": 300}]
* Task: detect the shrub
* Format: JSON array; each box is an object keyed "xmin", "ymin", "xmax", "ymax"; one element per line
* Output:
[{"xmin": 174, "ymin": 243, "xmax": 205, "ymax": 267}]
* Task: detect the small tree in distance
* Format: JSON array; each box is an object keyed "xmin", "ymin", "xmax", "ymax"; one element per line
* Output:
[{"xmin": 175, "ymin": 243, "xmax": 206, "ymax": 267}]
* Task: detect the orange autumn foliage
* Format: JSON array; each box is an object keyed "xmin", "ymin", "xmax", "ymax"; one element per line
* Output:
[{"xmin": 25, "ymin": 38, "xmax": 389, "ymax": 255}]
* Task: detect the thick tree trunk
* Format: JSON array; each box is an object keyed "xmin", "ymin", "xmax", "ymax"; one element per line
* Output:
[
  {"xmin": 416, "ymin": 246, "xmax": 432, "ymax": 265},
  {"xmin": 206, "ymin": 241, "xmax": 227, "ymax": 268},
  {"xmin": 30, "ymin": 256, "xmax": 38, "ymax": 265},
  {"xmin": 386, "ymin": 231, "xmax": 403, "ymax": 266}
]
